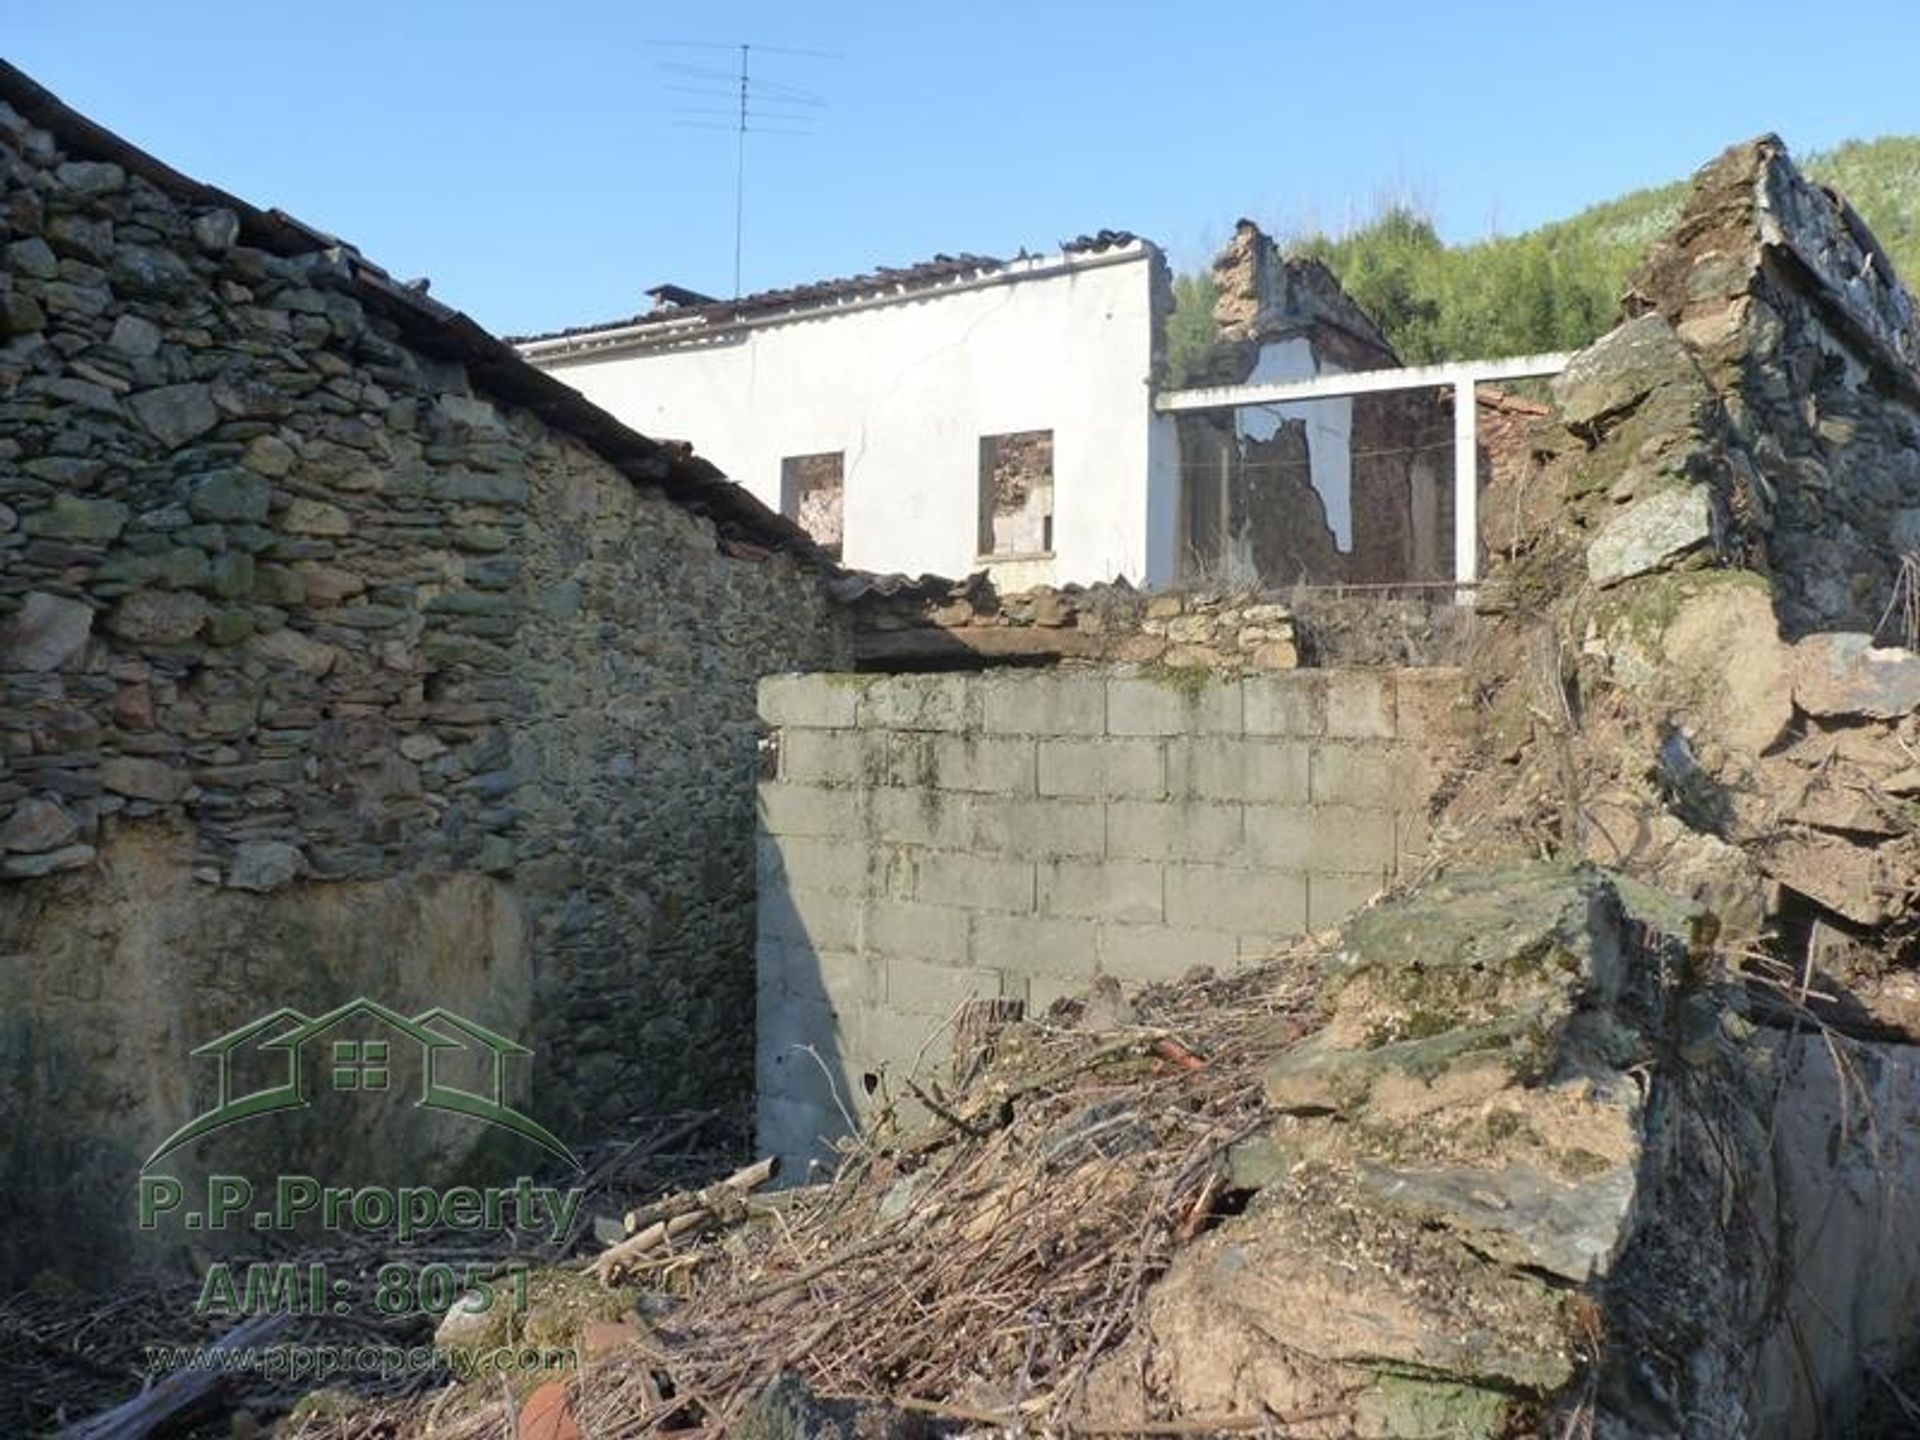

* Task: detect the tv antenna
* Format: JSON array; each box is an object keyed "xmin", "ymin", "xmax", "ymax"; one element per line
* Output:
[{"xmin": 648, "ymin": 40, "xmax": 836, "ymax": 299}]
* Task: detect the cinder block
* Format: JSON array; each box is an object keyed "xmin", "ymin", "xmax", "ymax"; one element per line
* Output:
[
  {"xmin": 1308, "ymin": 872, "xmax": 1385, "ymax": 930},
  {"xmin": 870, "ymin": 786, "xmax": 973, "ymax": 848},
  {"xmin": 1105, "ymin": 677, "xmax": 1187, "ymax": 737},
  {"xmin": 1163, "ymin": 864, "xmax": 1308, "ymax": 935},
  {"xmin": 1244, "ymin": 803, "xmax": 1396, "ymax": 874},
  {"xmin": 1167, "ymin": 738, "xmax": 1309, "ymax": 803},
  {"xmin": 1244, "ymin": 673, "xmax": 1326, "ymax": 737},
  {"xmin": 779, "ymin": 729, "xmax": 883, "ymax": 787},
  {"xmin": 757, "ymin": 990, "xmax": 846, "ymax": 1064},
  {"xmin": 757, "ymin": 834, "xmax": 868, "ymax": 896},
  {"xmin": 1309, "ymin": 744, "xmax": 1427, "ymax": 806},
  {"xmin": 757, "ymin": 782, "xmax": 862, "ymax": 839},
  {"xmin": 1097, "ymin": 923, "xmax": 1239, "ymax": 983},
  {"xmin": 881, "ymin": 731, "xmax": 936, "ymax": 789},
  {"xmin": 759, "ymin": 673, "xmax": 866, "ymax": 729},
  {"xmin": 1039, "ymin": 858, "xmax": 1163, "ymax": 923},
  {"xmin": 971, "ymin": 912, "xmax": 1099, "ymax": 977},
  {"xmin": 1037, "ymin": 738, "xmax": 1165, "ymax": 799},
  {"xmin": 756, "ymin": 887, "xmax": 863, "ymax": 951},
  {"xmin": 784, "ymin": 948, "xmax": 884, "ymax": 1009},
  {"xmin": 982, "ymin": 675, "xmax": 1105, "ymax": 736},
  {"xmin": 849, "ymin": 1003, "xmax": 950, "ymax": 1070},
  {"xmin": 970, "ymin": 796, "xmax": 1104, "ymax": 859},
  {"xmin": 912, "ymin": 850, "xmax": 1035, "ymax": 913},
  {"xmin": 757, "ymin": 1017, "xmax": 858, "ymax": 1115},
  {"xmin": 856, "ymin": 674, "xmax": 981, "ymax": 733},
  {"xmin": 1106, "ymin": 798, "xmax": 1245, "ymax": 862},
  {"xmin": 866, "ymin": 898, "xmax": 971, "ymax": 965},
  {"xmin": 926, "ymin": 735, "xmax": 1037, "ymax": 795},
  {"xmin": 886, "ymin": 955, "xmax": 1007, "ymax": 1019},
  {"xmin": 1324, "ymin": 671, "xmax": 1396, "ymax": 739},
  {"xmin": 1107, "ymin": 675, "xmax": 1242, "ymax": 736}
]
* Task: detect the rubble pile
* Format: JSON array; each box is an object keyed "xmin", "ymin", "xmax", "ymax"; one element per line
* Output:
[{"xmin": 845, "ymin": 572, "xmax": 1304, "ymax": 673}]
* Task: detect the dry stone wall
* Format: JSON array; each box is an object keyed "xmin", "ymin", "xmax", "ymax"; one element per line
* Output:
[
  {"xmin": 0, "ymin": 90, "xmax": 849, "ymax": 1283},
  {"xmin": 754, "ymin": 666, "xmax": 1465, "ymax": 1171},
  {"xmin": 1625, "ymin": 135, "xmax": 1920, "ymax": 637}
]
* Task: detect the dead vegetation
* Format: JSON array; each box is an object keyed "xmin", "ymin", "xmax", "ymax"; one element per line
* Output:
[{"xmin": 289, "ymin": 952, "xmax": 1328, "ymax": 1438}]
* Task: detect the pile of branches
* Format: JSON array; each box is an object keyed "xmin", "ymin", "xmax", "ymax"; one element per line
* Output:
[{"xmin": 364, "ymin": 946, "xmax": 1326, "ymax": 1438}]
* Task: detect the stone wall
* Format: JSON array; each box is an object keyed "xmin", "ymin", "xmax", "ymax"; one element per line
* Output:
[
  {"xmin": 0, "ymin": 87, "xmax": 850, "ymax": 1284},
  {"xmin": 1626, "ymin": 135, "xmax": 1920, "ymax": 637},
  {"xmin": 754, "ymin": 666, "xmax": 1465, "ymax": 1171}
]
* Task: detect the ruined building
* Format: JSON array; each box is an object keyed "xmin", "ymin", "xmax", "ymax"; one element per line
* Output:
[
  {"xmin": 0, "ymin": 62, "xmax": 851, "ymax": 1287},
  {"xmin": 516, "ymin": 226, "xmax": 1466, "ymax": 593}
]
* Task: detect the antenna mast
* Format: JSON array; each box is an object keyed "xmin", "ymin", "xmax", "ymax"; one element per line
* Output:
[
  {"xmin": 651, "ymin": 39, "xmax": 835, "ymax": 299},
  {"xmin": 734, "ymin": 44, "xmax": 748, "ymax": 299}
]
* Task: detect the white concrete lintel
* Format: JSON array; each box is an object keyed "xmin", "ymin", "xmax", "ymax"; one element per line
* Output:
[{"xmin": 1152, "ymin": 351, "xmax": 1572, "ymax": 412}]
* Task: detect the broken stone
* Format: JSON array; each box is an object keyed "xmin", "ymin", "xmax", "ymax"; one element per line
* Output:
[
  {"xmin": 106, "ymin": 590, "xmax": 208, "ymax": 644},
  {"xmin": 107, "ymin": 313, "xmax": 162, "ymax": 358},
  {"xmin": 0, "ymin": 796, "xmax": 80, "ymax": 853},
  {"xmin": 241, "ymin": 433, "xmax": 297, "ymax": 477},
  {"xmin": 1790, "ymin": 632, "xmax": 1920, "ymax": 720},
  {"xmin": 398, "ymin": 732, "xmax": 448, "ymax": 761},
  {"xmin": 0, "ymin": 591, "xmax": 93, "ymax": 671},
  {"xmin": 1655, "ymin": 576, "xmax": 1794, "ymax": 755},
  {"xmin": 110, "ymin": 243, "xmax": 198, "ymax": 299},
  {"xmin": 1, "ymin": 843, "xmax": 94, "ymax": 878},
  {"xmin": 190, "ymin": 207, "xmax": 240, "ymax": 252},
  {"xmin": 24, "ymin": 495, "xmax": 130, "ymax": 543},
  {"xmin": 127, "ymin": 382, "xmax": 218, "ymax": 448},
  {"xmin": 98, "ymin": 756, "xmax": 189, "ymax": 803},
  {"xmin": 249, "ymin": 626, "xmax": 338, "ymax": 677},
  {"xmin": 1551, "ymin": 313, "xmax": 1698, "ymax": 429},
  {"xmin": 226, "ymin": 840, "xmax": 304, "ymax": 893},
  {"xmin": 1587, "ymin": 487, "xmax": 1713, "ymax": 585},
  {"xmin": 55, "ymin": 160, "xmax": 123, "ymax": 197},
  {"xmin": 300, "ymin": 565, "xmax": 364, "ymax": 606},
  {"xmin": 281, "ymin": 497, "xmax": 351, "ymax": 536},
  {"xmin": 1, "ymin": 290, "xmax": 45, "ymax": 336},
  {"xmin": 186, "ymin": 467, "xmax": 270, "ymax": 523}
]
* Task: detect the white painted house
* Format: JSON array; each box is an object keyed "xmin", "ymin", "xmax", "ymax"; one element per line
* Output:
[
  {"xmin": 516, "ymin": 235, "xmax": 1182, "ymax": 588},
  {"xmin": 515, "ymin": 227, "xmax": 1566, "ymax": 591}
]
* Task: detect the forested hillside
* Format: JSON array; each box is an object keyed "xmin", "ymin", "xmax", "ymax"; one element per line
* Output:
[{"xmin": 1168, "ymin": 136, "xmax": 1920, "ymax": 376}]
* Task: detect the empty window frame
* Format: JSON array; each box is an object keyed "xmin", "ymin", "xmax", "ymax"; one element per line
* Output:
[
  {"xmin": 780, "ymin": 451, "xmax": 845, "ymax": 558},
  {"xmin": 978, "ymin": 430, "xmax": 1054, "ymax": 557}
]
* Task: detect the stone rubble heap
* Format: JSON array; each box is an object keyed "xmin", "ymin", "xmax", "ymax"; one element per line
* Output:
[{"xmin": 848, "ymin": 574, "xmax": 1301, "ymax": 673}]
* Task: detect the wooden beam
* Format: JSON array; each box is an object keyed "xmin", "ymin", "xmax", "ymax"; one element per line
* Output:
[{"xmin": 853, "ymin": 625, "xmax": 1113, "ymax": 668}]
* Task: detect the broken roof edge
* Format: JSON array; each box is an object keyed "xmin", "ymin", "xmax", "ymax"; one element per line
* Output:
[
  {"xmin": 511, "ymin": 231, "xmax": 1160, "ymax": 358},
  {"xmin": 0, "ymin": 61, "xmax": 826, "ymax": 563}
]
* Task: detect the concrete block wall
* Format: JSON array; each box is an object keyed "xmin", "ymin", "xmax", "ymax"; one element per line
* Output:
[{"xmin": 754, "ymin": 666, "xmax": 1467, "ymax": 1171}]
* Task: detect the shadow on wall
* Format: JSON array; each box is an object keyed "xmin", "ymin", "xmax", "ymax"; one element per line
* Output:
[{"xmin": 754, "ymin": 835, "xmax": 859, "ymax": 1177}]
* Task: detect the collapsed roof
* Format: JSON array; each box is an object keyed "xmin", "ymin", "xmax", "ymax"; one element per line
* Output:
[{"xmin": 510, "ymin": 230, "xmax": 1149, "ymax": 349}]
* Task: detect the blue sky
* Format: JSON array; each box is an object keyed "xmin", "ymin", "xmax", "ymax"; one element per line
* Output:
[{"xmin": 11, "ymin": 1, "xmax": 1917, "ymax": 337}]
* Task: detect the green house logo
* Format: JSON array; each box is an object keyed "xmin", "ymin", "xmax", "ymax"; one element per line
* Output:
[{"xmin": 143, "ymin": 998, "xmax": 579, "ymax": 1171}]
